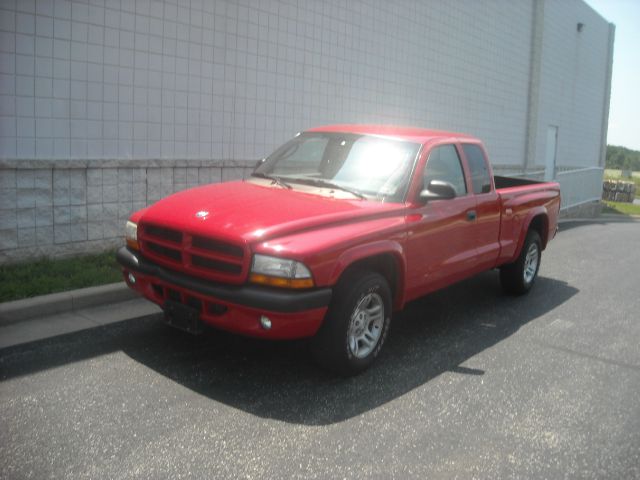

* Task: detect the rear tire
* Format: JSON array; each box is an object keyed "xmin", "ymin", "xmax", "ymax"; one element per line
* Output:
[
  {"xmin": 500, "ymin": 230, "xmax": 542, "ymax": 295},
  {"xmin": 311, "ymin": 270, "xmax": 392, "ymax": 376}
]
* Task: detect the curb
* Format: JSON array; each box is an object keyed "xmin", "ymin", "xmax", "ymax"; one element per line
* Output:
[
  {"xmin": 0, "ymin": 282, "xmax": 137, "ymax": 326},
  {"xmin": 559, "ymin": 215, "xmax": 640, "ymax": 223}
]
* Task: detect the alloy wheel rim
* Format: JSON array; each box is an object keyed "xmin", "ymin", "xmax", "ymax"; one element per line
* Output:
[
  {"xmin": 347, "ymin": 293, "xmax": 384, "ymax": 359},
  {"xmin": 523, "ymin": 242, "xmax": 539, "ymax": 284}
]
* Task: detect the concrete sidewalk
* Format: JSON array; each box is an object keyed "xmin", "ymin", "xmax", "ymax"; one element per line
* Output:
[
  {"xmin": 0, "ymin": 282, "xmax": 137, "ymax": 326},
  {"xmin": 0, "ymin": 281, "xmax": 161, "ymax": 349},
  {"xmin": 0, "ymin": 297, "xmax": 161, "ymax": 349}
]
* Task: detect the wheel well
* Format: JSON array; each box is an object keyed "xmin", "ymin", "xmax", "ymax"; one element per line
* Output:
[
  {"xmin": 340, "ymin": 254, "xmax": 401, "ymax": 308},
  {"xmin": 528, "ymin": 214, "xmax": 549, "ymax": 249}
]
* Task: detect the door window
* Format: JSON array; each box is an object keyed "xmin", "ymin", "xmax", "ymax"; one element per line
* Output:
[{"xmin": 423, "ymin": 145, "xmax": 467, "ymax": 196}]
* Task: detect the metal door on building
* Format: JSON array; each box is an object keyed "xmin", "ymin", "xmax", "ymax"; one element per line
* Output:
[{"xmin": 545, "ymin": 126, "xmax": 558, "ymax": 181}]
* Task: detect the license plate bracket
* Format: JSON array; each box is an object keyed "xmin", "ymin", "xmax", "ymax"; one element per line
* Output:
[{"xmin": 163, "ymin": 300, "xmax": 203, "ymax": 334}]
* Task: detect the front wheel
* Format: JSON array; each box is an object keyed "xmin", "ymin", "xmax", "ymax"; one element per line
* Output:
[
  {"xmin": 500, "ymin": 230, "xmax": 542, "ymax": 295},
  {"xmin": 311, "ymin": 270, "xmax": 392, "ymax": 376}
]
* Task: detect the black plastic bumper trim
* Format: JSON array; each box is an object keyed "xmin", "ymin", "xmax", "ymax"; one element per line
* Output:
[{"xmin": 116, "ymin": 247, "xmax": 332, "ymax": 313}]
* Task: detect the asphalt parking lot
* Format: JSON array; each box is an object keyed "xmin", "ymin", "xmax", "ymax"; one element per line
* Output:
[{"xmin": 1, "ymin": 218, "xmax": 639, "ymax": 479}]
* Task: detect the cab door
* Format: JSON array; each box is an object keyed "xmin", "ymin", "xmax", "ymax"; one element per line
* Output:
[
  {"xmin": 461, "ymin": 143, "xmax": 501, "ymax": 272},
  {"xmin": 404, "ymin": 144, "xmax": 478, "ymax": 300}
]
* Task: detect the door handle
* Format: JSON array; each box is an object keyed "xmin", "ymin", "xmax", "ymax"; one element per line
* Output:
[{"xmin": 467, "ymin": 210, "xmax": 477, "ymax": 221}]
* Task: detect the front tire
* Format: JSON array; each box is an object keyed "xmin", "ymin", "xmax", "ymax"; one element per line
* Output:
[
  {"xmin": 500, "ymin": 230, "xmax": 542, "ymax": 295},
  {"xmin": 311, "ymin": 270, "xmax": 392, "ymax": 376}
]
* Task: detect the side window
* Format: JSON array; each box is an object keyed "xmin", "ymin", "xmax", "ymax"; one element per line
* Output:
[
  {"xmin": 462, "ymin": 144, "xmax": 491, "ymax": 194},
  {"xmin": 423, "ymin": 145, "xmax": 467, "ymax": 196}
]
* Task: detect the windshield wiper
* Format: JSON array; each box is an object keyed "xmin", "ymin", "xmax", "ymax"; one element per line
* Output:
[
  {"xmin": 251, "ymin": 172, "xmax": 292, "ymax": 189},
  {"xmin": 288, "ymin": 178, "xmax": 366, "ymax": 199}
]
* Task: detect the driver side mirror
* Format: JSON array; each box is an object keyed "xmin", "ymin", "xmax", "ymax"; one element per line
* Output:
[{"xmin": 419, "ymin": 180, "xmax": 457, "ymax": 203}]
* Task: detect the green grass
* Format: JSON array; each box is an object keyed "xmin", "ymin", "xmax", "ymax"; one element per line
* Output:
[
  {"xmin": 604, "ymin": 169, "xmax": 640, "ymax": 198},
  {"xmin": 0, "ymin": 250, "xmax": 123, "ymax": 303},
  {"xmin": 602, "ymin": 200, "xmax": 640, "ymax": 216}
]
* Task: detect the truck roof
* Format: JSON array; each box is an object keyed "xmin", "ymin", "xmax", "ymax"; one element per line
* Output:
[{"xmin": 306, "ymin": 124, "xmax": 479, "ymax": 144}]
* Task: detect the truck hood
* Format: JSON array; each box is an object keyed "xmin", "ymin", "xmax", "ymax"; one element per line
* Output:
[{"xmin": 139, "ymin": 181, "xmax": 405, "ymax": 244}]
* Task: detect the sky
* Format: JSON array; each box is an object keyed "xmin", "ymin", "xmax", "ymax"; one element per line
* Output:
[{"xmin": 584, "ymin": 0, "xmax": 640, "ymax": 151}]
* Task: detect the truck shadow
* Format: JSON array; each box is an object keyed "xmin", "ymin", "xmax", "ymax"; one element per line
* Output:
[{"xmin": 0, "ymin": 272, "xmax": 577, "ymax": 426}]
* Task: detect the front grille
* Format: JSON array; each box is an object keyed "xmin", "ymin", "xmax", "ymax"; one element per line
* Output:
[
  {"xmin": 192, "ymin": 235, "xmax": 244, "ymax": 258},
  {"xmin": 147, "ymin": 242, "xmax": 181, "ymax": 262},
  {"xmin": 139, "ymin": 222, "xmax": 247, "ymax": 283},
  {"xmin": 145, "ymin": 225, "xmax": 182, "ymax": 244},
  {"xmin": 192, "ymin": 254, "xmax": 243, "ymax": 274}
]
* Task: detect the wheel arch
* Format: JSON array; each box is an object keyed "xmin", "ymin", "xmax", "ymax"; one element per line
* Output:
[
  {"xmin": 512, "ymin": 209, "xmax": 549, "ymax": 262},
  {"xmin": 526, "ymin": 212, "xmax": 549, "ymax": 249},
  {"xmin": 330, "ymin": 242, "xmax": 406, "ymax": 310}
]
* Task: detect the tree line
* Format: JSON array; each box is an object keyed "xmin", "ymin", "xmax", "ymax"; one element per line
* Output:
[{"xmin": 606, "ymin": 145, "xmax": 640, "ymax": 171}]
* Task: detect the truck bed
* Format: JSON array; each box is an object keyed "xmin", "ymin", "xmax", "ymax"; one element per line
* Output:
[
  {"xmin": 494, "ymin": 175, "xmax": 547, "ymax": 189},
  {"xmin": 492, "ymin": 174, "xmax": 561, "ymax": 268}
]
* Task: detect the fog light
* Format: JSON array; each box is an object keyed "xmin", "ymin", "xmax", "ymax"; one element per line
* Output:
[
  {"xmin": 259, "ymin": 315, "xmax": 272, "ymax": 330},
  {"xmin": 127, "ymin": 272, "xmax": 136, "ymax": 284}
]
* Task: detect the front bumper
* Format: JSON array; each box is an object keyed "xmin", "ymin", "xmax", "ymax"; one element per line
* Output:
[{"xmin": 116, "ymin": 247, "xmax": 331, "ymax": 339}]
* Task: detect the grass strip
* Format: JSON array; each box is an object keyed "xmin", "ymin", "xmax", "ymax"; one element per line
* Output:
[
  {"xmin": 602, "ymin": 201, "xmax": 640, "ymax": 216},
  {"xmin": 0, "ymin": 250, "xmax": 123, "ymax": 303}
]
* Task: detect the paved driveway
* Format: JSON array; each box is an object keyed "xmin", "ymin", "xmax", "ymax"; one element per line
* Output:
[{"xmin": 1, "ymin": 219, "xmax": 639, "ymax": 479}]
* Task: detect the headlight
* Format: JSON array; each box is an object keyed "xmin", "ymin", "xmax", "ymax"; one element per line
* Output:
[
  {"xmin": 250, "ymin": 254, "xmax": 314, "ymax": 289},
  {"xmin": 125, "ymin": 221, "xmax": 139, "ymax": 250}
]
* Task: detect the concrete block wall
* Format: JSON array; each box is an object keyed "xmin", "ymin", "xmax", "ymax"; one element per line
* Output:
[{"xmin": 0, "ymin": 159, "xmax": 253, "ymax": 263}]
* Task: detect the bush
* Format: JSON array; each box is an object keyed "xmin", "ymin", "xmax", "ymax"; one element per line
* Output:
[{"xmin": 606, "ymin": 145, "xmax": 640, "ymax": 171}]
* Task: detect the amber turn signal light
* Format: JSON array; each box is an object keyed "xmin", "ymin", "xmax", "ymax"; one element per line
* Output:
[
  {"xmin": 249, "ymin": 273, "xmax": 314, "ymax": 289},
  {"xmin": 126, "ymin": 238, "xmax": 139, "ymax": 250}
]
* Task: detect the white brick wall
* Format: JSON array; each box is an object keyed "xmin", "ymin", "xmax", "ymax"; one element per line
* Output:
[{"xmin": 0, "ymin": 0, "xmax": 536, "ymax": 165}]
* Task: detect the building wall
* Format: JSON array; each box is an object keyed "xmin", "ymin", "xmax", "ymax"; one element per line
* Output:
[
  {"xmin": 0, "ymin": 0, "xmax": 613, "ymax": 263},
  {"xmin": 0, "ymin": 0, "xmax": 534, "ymax": 163},
  {"xmin": 533, "ymin": 0, "xmax": 613, "ymax": 170}
]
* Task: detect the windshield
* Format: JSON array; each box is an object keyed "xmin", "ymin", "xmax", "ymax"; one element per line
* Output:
[{"xmin": 254, "ymin": 132, "xmax": 421, "ymax": 202}]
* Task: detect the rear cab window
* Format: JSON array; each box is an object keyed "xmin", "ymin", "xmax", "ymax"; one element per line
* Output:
[{"xmin": 462, "ymin": 144, "xmax": 492, "ymax": 194}]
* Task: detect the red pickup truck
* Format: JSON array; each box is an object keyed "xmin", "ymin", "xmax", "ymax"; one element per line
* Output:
[{"xmin": 117, "ymin": 125, "xmax": 560, "ymax": 375}]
